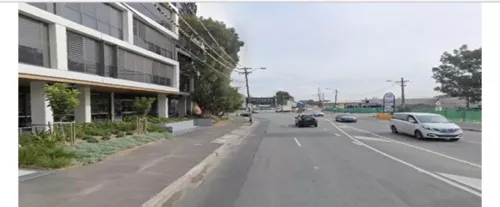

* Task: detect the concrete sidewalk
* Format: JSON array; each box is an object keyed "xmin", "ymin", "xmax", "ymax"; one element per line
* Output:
[{"xmin": 19, "ymin": 118, "xmax": 247, "ymax": 207}]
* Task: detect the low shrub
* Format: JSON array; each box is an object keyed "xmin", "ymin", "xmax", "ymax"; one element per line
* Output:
[
  {"xmin": 19, "ymin": 142, "xmax": 74, "ymax": 169},
  {"xmin": 148, "ymin": 124, "xmax": 168, "ymax": 133},
  {"xmin": 126, "ymin": 131, "xmax": 134, "ymax": 135},
  {"xmin": 83, "ymin": 136, "xmax": 99, "ymax": 143},
  {"xmin": 101, "ymin": 135, "xmax": 111, "ymax": 141},
  {"xmin": 116, "ymin": 131, "xmax": 126, "ymax": 138},
  {"xmin": 66, "ymin": 132, "xmax": 170, "ymax": 165}
]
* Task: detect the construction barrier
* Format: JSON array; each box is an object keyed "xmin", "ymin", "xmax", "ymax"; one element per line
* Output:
[{"xmin": 376, "ymin": 113, "xmax": 392, "ymax": 120}]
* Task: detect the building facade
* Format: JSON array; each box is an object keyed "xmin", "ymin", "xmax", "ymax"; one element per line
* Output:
[{"xmin": 18, "ymin": 3, "xmax": 193, "ymax": 130}]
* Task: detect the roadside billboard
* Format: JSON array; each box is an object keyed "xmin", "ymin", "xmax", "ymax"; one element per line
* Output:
[{"xmin": 382, "ymin": 92, "xmax": 396, "ymax": 113}]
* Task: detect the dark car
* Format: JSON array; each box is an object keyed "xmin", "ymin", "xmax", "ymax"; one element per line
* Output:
[
  {"xmin": 335, "ymin": 114, "xmax": 357, "ymax": 123},
  {"xmin": 295, "ymin": 114, "xmax": 318, "ymax": 127},
  {"xmin": 240, "ymin": 112, "xmax": 250, "ymax": 117}
]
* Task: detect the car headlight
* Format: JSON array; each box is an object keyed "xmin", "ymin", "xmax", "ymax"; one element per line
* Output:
[
  {"xmin": 423, "ymin": 126, "xmax": 432, "ymax": 130},
  {"xmin": 433, "ymin": 128, "xmax": 441, "ymax": 132}
]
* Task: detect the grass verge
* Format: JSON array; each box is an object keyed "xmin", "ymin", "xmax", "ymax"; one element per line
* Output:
[{"xmin": 65, "ymin": 132, "xmax": 170, "ymax": 165}]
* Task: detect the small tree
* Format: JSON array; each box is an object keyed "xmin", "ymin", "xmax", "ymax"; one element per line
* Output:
[
  {"xmin": 432, "ymin": 44, "xmax": 482, "ymax": 108},
  {"xmin": 133, "ymin": 97, "xmax": 156, "ymax": 134},
  {"xmin": 44, "ymin": 83, "xmax": 80, "ymax": 145},
  {"xmin": 44, "ymin": 83, "xmax": 80, "ymax": 122}
]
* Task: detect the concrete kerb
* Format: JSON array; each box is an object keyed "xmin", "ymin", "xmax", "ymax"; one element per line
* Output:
[{"xmin": 141, "ymin": 119, "xmax": 260, "ymax": 207}]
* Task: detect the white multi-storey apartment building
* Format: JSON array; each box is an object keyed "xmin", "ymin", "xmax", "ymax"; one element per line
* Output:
[{"xmin": 18, "ymin": 3, "xmax": 194, "ymax": 129}]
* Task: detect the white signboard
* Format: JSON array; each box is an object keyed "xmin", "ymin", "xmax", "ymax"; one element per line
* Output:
[{"xmin": 382, "ymin": 92, "xmax": 396, "ymax": 113}]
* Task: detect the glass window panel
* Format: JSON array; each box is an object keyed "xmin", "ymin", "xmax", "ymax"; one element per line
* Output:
[
  {"xmin": 109, "ymin": 7, "xmax": 121, "ymax": 28},
  {"xmin": 82, "ymin": 3, "xmax": 97, "ymax": 17},
  {"xmin": 67, "ymin": 3, "xmax": 82, "ymax": 11},
  {"xmin": 96, "ymin": 4, "xmax": 110, "ymax": 23},
  {"xmin": 18, "ymin": 15, "xmax": 49, "ymax": 67},
  {"xmin": 63, "ymin": 6, "xmax": 82, "ymax": 24},
  {"xmin": 82, "ymin": 14, "xmax": 97, "ymax": 29},
  {"xmin": 110, "ymin": 27, "xmax": 122, "ymax": 39},
  {"xmin": 29, "ymin": 3, "xmax": 47, "ymax": 11},
  {"xmin": 97, "ymin": 21, "xmax": 110, "ymax": 35},
  {"xmin": 84, "ymin": 38, "xmax": 98, "ymax": 61}
]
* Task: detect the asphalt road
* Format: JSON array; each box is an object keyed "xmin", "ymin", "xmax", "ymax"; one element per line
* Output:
[{"xmin": 172, "ymin": 112, "xmax": 481, "ymax": 207}]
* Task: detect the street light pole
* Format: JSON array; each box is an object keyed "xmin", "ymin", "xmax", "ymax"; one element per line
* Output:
[
  {"xmin": 238, "ymin": 67, "xmax": 266, "ymax": 123},
  {"xmin": 243, "ymin": 67, "xmax": 252, "ymax": 122},
  {"xmin": 325, "ymin": 88, "xmax": 339, "ymax": 108}
]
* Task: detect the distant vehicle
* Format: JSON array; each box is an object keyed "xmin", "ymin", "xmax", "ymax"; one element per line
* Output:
[
  {"xmin": 275, "ymin": 108, "xmax": 283, "ymax": 113},
  {"xmin": 282, "ymin": 105, "xmax": 292, "ymax": 112},
  {"xmin": 335, "ymin": 114, "xmax": 357, "ymax": 123},
  {"xmin": 390, "ymin": 112, "xmax": 462, "ymax": 141},
  {"xmin": 313, "ymin": 111, "xmax": 324, "ymax": 117},
  {"xmin": 240, "ymin": 112, "xmax": 250, "ymax": 117},
  {"xmin": 252, "ymin": 110, "xmax": 258, "ymax": 114},
  {"xmin": 295, "ymin": 114, "xmax": 318, "ymax": 127}
]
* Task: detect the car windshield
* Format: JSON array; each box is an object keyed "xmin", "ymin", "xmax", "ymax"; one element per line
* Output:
[{"xmin": 416, "ymin": 115, "xmax": 450, "ymax": 123}]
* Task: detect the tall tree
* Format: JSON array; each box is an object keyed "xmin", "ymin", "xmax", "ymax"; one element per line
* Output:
[
  {"xmin": 179, "ymin": 13, "xmax": 245, "ymax": 117},
  {"xmin": 275, "ymin": 91, "xmax": 294, "ymax": 105},
  {"xmin": 431, "ymin": 45, "xmax": 481, "ymax": 108}
]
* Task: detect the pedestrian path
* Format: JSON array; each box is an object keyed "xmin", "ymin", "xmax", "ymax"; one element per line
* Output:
[{"xmin": 19, "ymin": 118, "xmax": 246, "ymax": 207}]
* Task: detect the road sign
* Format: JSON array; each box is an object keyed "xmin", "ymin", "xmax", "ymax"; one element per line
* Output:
[{"xmin": 382, "ymin": 92, "xmax": 396, "ymax": 113}]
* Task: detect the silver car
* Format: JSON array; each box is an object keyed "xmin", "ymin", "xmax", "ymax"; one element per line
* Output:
[{"xmin": 335, "ymin": 114, "xmax": 357, "ymax": 123}]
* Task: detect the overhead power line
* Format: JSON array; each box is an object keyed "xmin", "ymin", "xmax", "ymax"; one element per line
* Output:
[
  {"xmin": 121, "ymin": 3, "xmax": 239, "ymax": 82},
  {"xmin": 129, "ymin": 3, "xmax": 235, "ymax": 73},
  {"xmin": 156, "ymin": 3, "xmax": 237, "ymax": 70},
  {"xmin": 183, "ymin": 5, "xmax": 241, "ymax": 68}
]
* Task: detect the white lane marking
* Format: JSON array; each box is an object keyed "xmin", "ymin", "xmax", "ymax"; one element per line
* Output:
[
  {"xmin": 344, "ymin": 126, "xmax": 481, "ymax": 168},
  {"xmin": 352, "ymin": 141, "xmax": 363, "ymax": 145},
  {"xmin": 294, "ymin": 137, "xmax": 302, "ymax": 147},
  {"xmin": 465, "ymin": 140, "xmax": 481, "ymax": 145},
  {"xmin": 437, "ymin": 172, "xmax": 482, "ymax": 191},
  {"xmin": 325, "ymin": 119, "xmax": 481, "ymax": 197},
  {"xmin": 323, "ymin": 128, "xmax": 327, "ymax": 131},
  {"xmin": 354, "ymin": 136, "xmax": 392, "ymax": 143},
  {"xmin": 314, "ymin": 166, "xmax": 319, "ymax": 170},
  {"xmin": 334, "ymin": 133, "xmax": 341, "ymax": 137},
  {"xmin": 338, "ymin": 125, "xmax": 349, "ymax": 128}
]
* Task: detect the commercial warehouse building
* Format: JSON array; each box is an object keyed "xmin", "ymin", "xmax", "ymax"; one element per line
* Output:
[{"xmin": 18, "ymin": 3, "xmax": 195, "ymax": 130}]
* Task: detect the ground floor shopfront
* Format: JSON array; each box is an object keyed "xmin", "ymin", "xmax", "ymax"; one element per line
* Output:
[{"xmin": 18, "ymin": 78, "xmax": 194, "ymax": 131}]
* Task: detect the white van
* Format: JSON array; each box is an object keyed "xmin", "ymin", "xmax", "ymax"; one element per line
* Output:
[{"xmin": 390, "ymin": 112, "xmax": 462, "ymax": 141}]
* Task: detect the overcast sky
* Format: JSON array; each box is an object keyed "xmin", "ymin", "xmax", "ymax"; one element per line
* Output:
[{"xmin": 196, "ymin": 2, "xmax": 481, "ymax": 101}]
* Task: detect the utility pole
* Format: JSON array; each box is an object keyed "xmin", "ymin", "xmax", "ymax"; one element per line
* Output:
[
  {"xmin": 334, "ymin": 89, "xmax": 338, "ymax": 108},
  {"xmin": 317, "ymin": 87, "xmax": 323, "ymax": 108},
  {"xmin": 325, "ymin": 88, "xmax": 339, "ymax": 108},
  {"xmin": 388, "ymin": 77, "xmax": 410, "ymax": 108},
  {"xmin": 238, "ymin": 67, "xmax": 266, "ymax": 123},
  {"xmin": 241, "ymin": 67, "xmax": 253, "ymax": 122}
]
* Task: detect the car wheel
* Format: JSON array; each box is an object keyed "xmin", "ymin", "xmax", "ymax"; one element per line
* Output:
[
  {"xmin": 414, "ymin": 130, "xmax": 424, "ymax": 140},
  {"xmin": 314, "ymin": 124, "xmax": 318, "ymax": 127},
  {"xmin": 391, "ymin": 125, "xmax": 398, "ymax": 134}
]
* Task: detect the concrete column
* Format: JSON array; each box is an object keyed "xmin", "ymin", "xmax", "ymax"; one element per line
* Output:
[
  {"xmin": 178, "ymin": 96, "xmax": 187, "ymax": 117},
  {"xmin": 174, "ymin": 64, "xmax": 180, "ymax": 90},
  {"xmin": 123, "ymin": 9, "xmax": 134, "ymax": 44},
  {"xmin": 75, "ymin": 85, "xmax": 91, "ymax": 123},
  {"xmin": 48, "ymin": 23, "xmax": 67, "ymax": 70},
  {"xmin": 188, "ymin": 78, "xmax": 195, "ymax": 112},
  {"xmin": 30, "ymin": 81, "xmax": 53, "ymax": 131},
  {"xmin": 110, "ymin": 92, "xmax": 115, "ymax": 121},
  {"xmin": 158, "ymin": 94, "xmax": 169, "ymax": 118}
]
